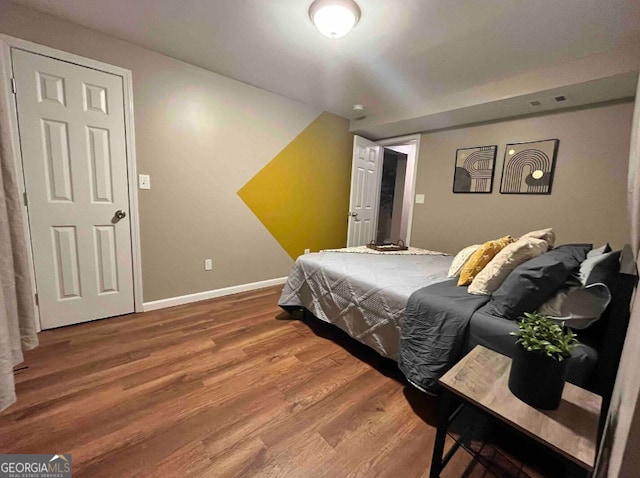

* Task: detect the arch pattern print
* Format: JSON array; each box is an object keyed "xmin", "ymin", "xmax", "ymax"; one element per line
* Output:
[
  {"xmin": 453, "ymin": 145, "xmax": 497, "ymax": 193},
  {"xmin": 500, "ymin": 139, "xmax": 559, "ymax": 195}
]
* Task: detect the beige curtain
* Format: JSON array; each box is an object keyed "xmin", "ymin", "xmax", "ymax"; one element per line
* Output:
[
  {"xmin": 596, "ymin": 79, "xmax": 640, "ymax": 476},
  {"xmin": 629, "ymin": 79, "xmax": 640, "ymax": 256},
  {"xmin": 0, "ymin": 72, "xmax": 38, "ymax": 412}
]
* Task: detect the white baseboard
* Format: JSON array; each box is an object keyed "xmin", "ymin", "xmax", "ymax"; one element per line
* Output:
[{"xmin": 143, "ymin": 277, "xmax": 288, "ymax": 312}]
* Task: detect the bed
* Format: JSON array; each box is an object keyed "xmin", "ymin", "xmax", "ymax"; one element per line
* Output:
[
  {"xmin": 278, "ymin": 245, "xmax": 636, "ymax": 401},
  {"xmin": 278, "ymin": 248, "xmax": 452, "ymax": 361}
]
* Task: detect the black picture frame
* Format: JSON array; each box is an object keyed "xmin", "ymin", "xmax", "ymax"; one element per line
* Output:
[
  {"xmin": 500, "ymin": 139, "xmax": 559, "ymax": 195},
  {"xmin": 452, "ymin": 145, "xmax": 497, "ymax": 193}
]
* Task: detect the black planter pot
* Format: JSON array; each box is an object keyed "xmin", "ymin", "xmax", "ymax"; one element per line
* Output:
[{"xmin": 508, "ymin": 345, "xmax": 570, "ymax": 410}]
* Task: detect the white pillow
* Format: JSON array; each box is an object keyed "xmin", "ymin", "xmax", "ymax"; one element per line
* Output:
[
  {"xmin": 447, "ymin": 244, "xmax": 481, "ymax": 278},
  {"xmin": 468, "ymin": 237, "xmax": 548, "ymax": 295},
  {"xmin": 520, "ymin": 228, "xmax": 555, "ymax": 248}
]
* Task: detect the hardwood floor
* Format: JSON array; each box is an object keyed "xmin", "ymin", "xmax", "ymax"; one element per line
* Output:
[{"xmin": 1, "ymin": 285, "xmax": 530, "ymax": 477}]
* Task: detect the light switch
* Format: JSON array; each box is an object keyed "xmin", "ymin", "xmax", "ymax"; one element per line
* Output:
[
  {"xmin": 138, "ymin": 174, "xmax": 151, "ymax": 190},
  {"xmin": 415, "ymin": 194, "xmax": 425, "ymax": 204}
]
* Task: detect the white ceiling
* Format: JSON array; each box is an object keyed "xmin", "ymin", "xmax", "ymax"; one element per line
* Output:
[{"xmin": 11, "ymin": 0, "xmax": 640, "ymax": 132}]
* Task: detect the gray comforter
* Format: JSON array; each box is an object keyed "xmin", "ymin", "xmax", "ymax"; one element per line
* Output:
[
  {"xmin": 399, "ymin": 279, "xmax": 490, "ymax": 394},
  {"xmin": 278, "ymin": 251, "xmax": 452, "ymax": 360}
]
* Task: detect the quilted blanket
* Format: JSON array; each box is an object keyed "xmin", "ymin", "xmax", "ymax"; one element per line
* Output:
[{"xmin": 278, "ymin": 251, "xmax": 452, "ymax": 360}]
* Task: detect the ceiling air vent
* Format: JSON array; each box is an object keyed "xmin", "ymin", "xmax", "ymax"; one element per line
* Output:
[
  {"xmin": 528, "ymin": 100, "xmax": 542, "ymax": 107},
  {"xmin": 554, "ymin": 95, "xmax": 567, "ymax": 102}
]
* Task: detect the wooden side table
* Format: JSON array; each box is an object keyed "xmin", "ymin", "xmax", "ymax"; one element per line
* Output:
[{"xmin": 429, "ymin": 345, "xmax": 602, "ymax": 477}]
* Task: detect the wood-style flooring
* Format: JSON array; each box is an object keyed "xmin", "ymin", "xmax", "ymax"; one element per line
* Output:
[{"xmin": 1, "ymin": 285, "xmax": 545, "ymax": 477}]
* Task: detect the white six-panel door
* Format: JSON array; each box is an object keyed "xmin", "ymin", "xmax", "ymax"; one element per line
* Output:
[
  {"xmin": 347, "ymin": 135, "xmax": 382, "ymax": 247},
  {"xmin": 12, "ymin": 48, "xmax": 134, "ymax": 329}
]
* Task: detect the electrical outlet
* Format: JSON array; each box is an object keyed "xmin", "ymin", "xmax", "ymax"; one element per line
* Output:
[
  {"xmin": 415, "ymin": 194, "xmax": 425, "ymax": 204},
  {"xmin": 304, "ymin": 248, "xmax": 311, "ymax": 254},
  {"xmin": 204, "ymin": 259, "xmax": 212, "ymax": 271}
]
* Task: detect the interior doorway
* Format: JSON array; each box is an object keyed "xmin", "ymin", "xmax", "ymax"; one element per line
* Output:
[
  {"xmin": 376, "ymin": 148, "xmax": 408, "ymax": 244},
  {"xmin": 346, "ymin": 134, "xmax": 420, "ymax": 247},
  {"xmin": 376, "ymin": 137, "xmax": 419, "ymax": 245}
]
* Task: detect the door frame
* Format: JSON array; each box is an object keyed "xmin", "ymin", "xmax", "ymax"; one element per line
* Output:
[
  {"xmin": 376, "ymin": 134, "xmax": 421, "ymax": 245},
  {"xmin": 0, "ymin": 34, "xmax": 144, "ymax": 329}
]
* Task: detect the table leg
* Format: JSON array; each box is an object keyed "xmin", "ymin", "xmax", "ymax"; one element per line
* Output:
[{"xmin": 430, "ymin": 390, "xmax": 451, "ymax": 478}]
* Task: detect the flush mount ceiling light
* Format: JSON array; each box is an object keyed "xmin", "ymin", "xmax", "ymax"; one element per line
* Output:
[{"xmin": 309, "ymin": 0, "xmax": 361, "ymax": 39}]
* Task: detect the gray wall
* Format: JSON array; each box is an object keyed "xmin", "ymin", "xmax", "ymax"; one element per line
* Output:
[{"xmin": 411, "ymin": 102, "xmax": 634, "ymax": 252}]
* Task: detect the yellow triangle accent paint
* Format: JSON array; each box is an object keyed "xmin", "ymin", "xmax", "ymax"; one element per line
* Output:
[{"xmin": 238, "ymin": 112, "xmax": 352, "ymax": 260}]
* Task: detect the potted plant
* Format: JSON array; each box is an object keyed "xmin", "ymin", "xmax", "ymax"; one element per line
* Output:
[{"xmin": 508, "ymin": 312, "xmax": 579, "ymax": 410}]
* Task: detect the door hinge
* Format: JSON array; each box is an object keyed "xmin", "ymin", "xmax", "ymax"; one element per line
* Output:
[
  {"xmin": 34, "ymin": 293, "xmax": 39, "ymax": 306},
  {"xmin": 10, "ymin": 77, "xmax": 16, "ymax": 95},
  {"xmin": 23, "ymin": 191, "xmax": 28, "ymax": 207}
]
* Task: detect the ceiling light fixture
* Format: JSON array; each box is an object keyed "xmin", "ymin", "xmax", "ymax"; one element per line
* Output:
[{"xmin": 309, "ymin": 0, "xmax": 361, "ymax": 39}]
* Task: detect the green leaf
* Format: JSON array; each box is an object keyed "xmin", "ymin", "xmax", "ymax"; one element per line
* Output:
[{"xmin": 513, "ymin": 311, "xmax": 580, "ymax": 361}]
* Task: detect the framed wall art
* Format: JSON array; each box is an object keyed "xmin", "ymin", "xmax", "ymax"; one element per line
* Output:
[
  {"xmin": 452, "ymin": 145, "xmax": 497, "ymax": 193},
  {"xmin": 500, "ymin": 139, "xmax": 559, "ymax": 195}
]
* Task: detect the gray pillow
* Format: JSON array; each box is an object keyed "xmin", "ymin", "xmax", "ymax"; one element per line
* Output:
[
  {"xmin": 578, "ymin": 249, "xmax": 618, "ymax": 285},
  {"xmin": 584, "ymin": 250, "xmax": 620, "ymax": 286},
  {"xmin": 586, "ymin": 243, "xmax": 612, "ymax": 259},
  {"xmin": 480, "ymin": 244, "xmax": 592, "ymax": 320},
  {"xmin": 539, "ymin": 283, "xmax": 612, "ymax": 329}
]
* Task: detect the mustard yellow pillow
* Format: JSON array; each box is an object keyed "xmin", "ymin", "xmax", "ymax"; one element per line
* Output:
[{"xmin": 457, "ymin": 235, "xmax": 516, "ymax": 286}]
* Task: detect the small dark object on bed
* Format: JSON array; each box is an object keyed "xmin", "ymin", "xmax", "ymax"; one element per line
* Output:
[{"xmin": 366, "ymin": 239, "xmax": 408, "ymax": 252}]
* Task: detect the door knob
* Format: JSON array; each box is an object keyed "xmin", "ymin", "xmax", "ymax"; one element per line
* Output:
[
  {"xmin": 115, "ymin": 210, "xmax": 127, "ymax": 219},
  {"xmin": 348, "ymin": 212, "xmax": 358, "ymax": 217}
]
